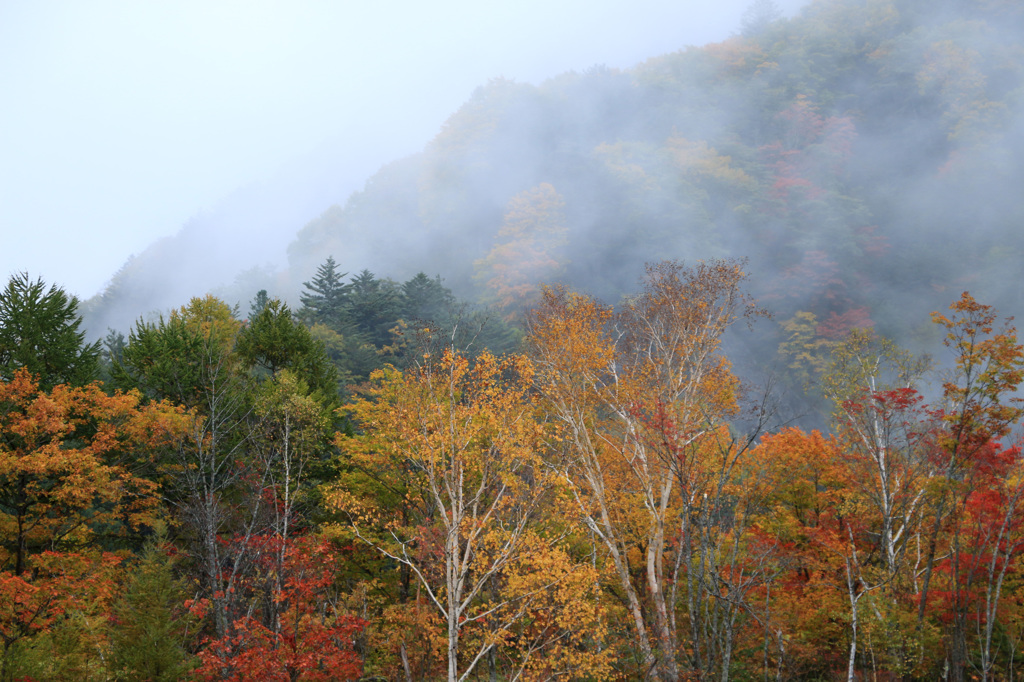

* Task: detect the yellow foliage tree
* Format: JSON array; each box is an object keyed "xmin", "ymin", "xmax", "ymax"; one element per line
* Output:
[
  {"xmin": 331, "ymin": 349, "xmax": 605, "ymax": 681},
  {"xmin": 526, "ymin": 259, "xmax": 767, "ymax": 680}
]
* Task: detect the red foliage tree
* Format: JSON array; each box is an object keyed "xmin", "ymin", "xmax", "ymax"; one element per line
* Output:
[{"xmin": 193, "ymin": 537, "xmax": 364, "ymax": 682}]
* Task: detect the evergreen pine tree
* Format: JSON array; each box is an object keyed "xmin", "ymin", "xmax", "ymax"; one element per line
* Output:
[
  {"xmin": 741, "ymin": 0, "xmax": 782, "ymax": 37},
  {"xmin": 0, "ymin": 272, "xmax": 100, "ymax": 389},
  {"xmin": 299, "ymin": 256, "xmax": 350, "ymax": 328},
  {"xmin": 235, "ymin": 298, "xmax": 340, "ymax": 400},
  {"xmin": 402, "ymin": 272, "xmax": 455, "ymax": 325},
  {"xmin": 348, "ymin": 269, "xmax": 403, "ymax": 348},
  {"xmin": 98, "ymin": 328, "xmax": 126, "ymax": 385},
  {"xmin": 249, "ymin": 289, "xmax": 270, "ymax": 318},
  {"xmin": 108, "ymin": 530, "xmax": 198, "ymax": 681}
]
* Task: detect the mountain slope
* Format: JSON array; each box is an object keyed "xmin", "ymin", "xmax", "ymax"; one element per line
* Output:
[
  {"xmin": 288, "ymin": 0, "xmax": 1024, "ymax": 344},
  {"xmin": 88, "ymin": 0, "xmax": 1024, "ymax": 359}
]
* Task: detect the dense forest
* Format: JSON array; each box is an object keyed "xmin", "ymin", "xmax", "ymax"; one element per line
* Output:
[{"xmin": 6, "ymin": 0, "xmax": 1024, "ymax": 679}]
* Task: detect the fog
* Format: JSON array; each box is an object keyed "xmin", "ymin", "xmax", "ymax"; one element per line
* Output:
[
  {"xmin": 1, "ymin": 0, "xmax": 806, "ymax": 307},
  {"xmin": 7, "ymin": 0, "xmax": 1023, "ymax": 433}
]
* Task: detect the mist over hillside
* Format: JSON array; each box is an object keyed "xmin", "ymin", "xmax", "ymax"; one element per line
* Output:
[
  {"xmin": 319, "ymin": 1, "xmax": 1023, "ymax": 319},
  {"xmin": 77, "ymin": 136, "xmax": 405, "ymax": 334},
  {"xmin": 84, "ymin": 0, "xmax": 1024, "ymax": 395}
]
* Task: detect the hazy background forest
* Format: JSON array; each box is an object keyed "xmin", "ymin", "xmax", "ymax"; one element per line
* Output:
[{"xmin": 73, "ymin": 0, "xmax": 1024, "ymax": 403}]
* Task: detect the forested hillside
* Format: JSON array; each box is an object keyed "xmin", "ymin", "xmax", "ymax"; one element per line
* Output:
[
  {"xmin": 8, "ymin": 0, "xmax": 1024, "ymax": 679},
  {"xmin": 88, "ymin": 0, "xmax": 1024, "ymax": 350},
  {"xmin": 284, "ymin": 0, "xmax": 1024, "ymax": 341}
]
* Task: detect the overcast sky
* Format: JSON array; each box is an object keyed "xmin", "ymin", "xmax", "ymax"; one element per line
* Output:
[{"xmin": 0, "ymin": 0, "xmax": 808, "ymax": 301}]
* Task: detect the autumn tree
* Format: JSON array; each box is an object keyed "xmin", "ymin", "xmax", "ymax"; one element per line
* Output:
[
  {"xmin": 116, "ymin": 297, "xmax": 256, "ymax": 636},
  {"xmin": 526, "ymin": 259, "xmax": 766, "ymax": 680},
  {"xmin": 777, "ymin": 310, "xmax": 835, "ymax": 390},
  {"xmin": 746, "ymin": 428, "xmax": 848, "ymax": 678},
  {"xmin": 0, "ymin": 370, "xmax": 184, "ymax": 680},
  {"xmin": 245, "ymin": 368, "xmax": 337, "ymax": 645},
  {"xmin": 919, "ymin": 292, "xmax": 1024, "ymax": 681},
  {"xmin": 823, "ymin": 329, "xmax": 934, "ymax": 577},
  {"xmin": 192, "ymin": 537, "xmax": 364, "ymax": 682},
  {"xmin": 820, "ymin": 330, "xmax": 935, "ymax": 678},
  {"xmin": 0, "ymin": 550, "xmax": 124, "ymax": 681},
  {"xmin": 119, "ymin": 294, "xmax": 345, "ymax": 648},
  {"xmin": 331, "ymin": 349, "xmax": 584, "ymax": 682},
  {"xmin": 474, "ymin": 183, "xmax": 569, "ymax": 318},
  {"xmin": 0, "ymin": 369, "xmax": 185, "ymax": 575},
  {"xmin": 485, "ymin": 533, "xmax": 613, "ymax": 681},
  {"xmin": 956, "ymin": 440, "xmax": 1024, "ymax": 680}
]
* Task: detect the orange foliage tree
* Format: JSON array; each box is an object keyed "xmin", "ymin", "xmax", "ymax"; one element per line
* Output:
[
  {"xmin": 0, "ymin": 368, "xmax": 185, "ymax": 680},
  {"xmin": 474, "ymin": 183, "xmax": 569, "ymax": 318},
  {"xmin": 920, "ymin": 292, "xmax": 1024, "ymax": 680},
  {"xmin": 746, "ymin": 428, "xmax": 848, "ymax": 678},
  {"xmin": 750, "ymin": 293, "xmax": 1024, "ymax": 681},
  {"xmin": 0, "ymin": 368, "xmax": 186, "ymax": 575},
  {"xmin": 0, "ymin": 550, "xmax": 124, "ymax": 680}
]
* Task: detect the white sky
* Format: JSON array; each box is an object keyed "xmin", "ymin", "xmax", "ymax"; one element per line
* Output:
[{"xmin": 0, "ymin": 0, "xmax": 808, "ymax": 300}]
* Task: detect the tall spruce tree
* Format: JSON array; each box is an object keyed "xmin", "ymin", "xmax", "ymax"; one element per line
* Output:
[
  {"xmin": 109, "ymin": 530, "xmax": 198, "ymax": 681},
  {"xmin": 299, "ymin": 256, "xmax": 350, "ymax": 328},
  {"xmin": 402, "ymin": 272, "xmax": 455, "ymax": 324},
  {"xmin": 741, "ymin": 0, "xmax": 782, "ymax": 36},
  {"xmin": 248, "ymin": 289, "xmax": 271, "ymax": 318},
  {"xmin": 347, "ymin": 269, "xmax": 403, "ymax": 347},
  {"xmin": 0, "ymin": 273, "xmax": 100, "ymax": 389}
]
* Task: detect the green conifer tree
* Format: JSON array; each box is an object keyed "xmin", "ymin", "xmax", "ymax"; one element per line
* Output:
[
  {"xmin": 109, "ymin": 530, "xmax": 197, "ymax": 682},
  {"xmin": 298, "ymin": 256, "xmax": 350, "ymax": 328},
  {"xmin": 235, "ymin": 298, "xmax": 340, "ymax": 401},
  {"xmin": 0, "ymin": 272, "xmax": 100, "ymax": 389}
]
